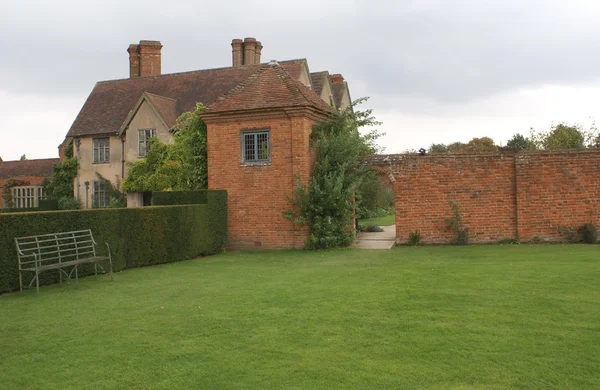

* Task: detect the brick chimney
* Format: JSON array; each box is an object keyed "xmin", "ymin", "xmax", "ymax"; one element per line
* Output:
[
  {"xmin": 243, "ymin": 37, "xmax": 257, "ymax": 65},
  {"xmin": 330, "ymin": 74, "xmax": 345, "ymax": 83},
  {"xmin": 127, "ymin": 40, "xmax": 162, "ymax": 78},
  {"xmin": 231, "ymin": 37, "xmax": 263, "ymax": 66},
  {"xmin": 255, "ymin": 41, "xmax": 263, "ymax": 64},
  {"xmin": 127, "ymin": 44, "xmax": 140, "ymax": 78},
  {"xmin": 231, "ymin": 39, "xmax": 243, "ymax": 67}
]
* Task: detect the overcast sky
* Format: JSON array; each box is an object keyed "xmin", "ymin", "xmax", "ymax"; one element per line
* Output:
[{"xmin": 2, "ymin": 0, "xmax": 600, "ymax": 160}]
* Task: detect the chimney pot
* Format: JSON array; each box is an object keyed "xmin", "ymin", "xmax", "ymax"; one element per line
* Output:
[{"xmin": 330, "ymin": 74, "xmax": 345, "ymax": 83}]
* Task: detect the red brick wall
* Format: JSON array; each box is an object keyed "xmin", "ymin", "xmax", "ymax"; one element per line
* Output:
[
  {"xmin": 383, "ymin": 150, "xmax": 600, "ymax": 244},
  {"xmin": 205, "ymin": 111, "xmax": 317, "ymax": 249},
  {"xmin": 0, "ymin": 176, "xmax": 46, "ymax": 209},
  {"xmin": 390, "ymin": 155, "xmax": 517, "ymax": 244},
  {"xmin": 515, "ymin": 151, "xmax": 600, "ymax": 241}
]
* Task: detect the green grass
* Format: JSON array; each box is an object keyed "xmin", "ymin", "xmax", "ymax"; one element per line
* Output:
[
  {"xmin": 359, "ymin": 213, "xmax": 395, "ymax": 226},
  {"xmin": 1, "ymin": 245, "xmax": 599, "ymax": 389}
]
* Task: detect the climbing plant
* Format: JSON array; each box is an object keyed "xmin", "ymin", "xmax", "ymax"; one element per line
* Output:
[
  {"xmin": 284, "ymin": 98, "xmax": 383, "ymax": 249},
  {"xmin": 122, "ymin": 103, "xmax": 208, "ymax": 192}
]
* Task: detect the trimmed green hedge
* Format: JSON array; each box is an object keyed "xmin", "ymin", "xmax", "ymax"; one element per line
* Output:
[
  {"xmin": 0, "ymin": 191, "xmax": 227, "ymax": 293},
  {"xmin": 152, "ymin": 190, "xmax": 208, "ymax": 206},
  {"xmin": 152, "ymin": 190, "xmax": 227, "ymax": 253}
]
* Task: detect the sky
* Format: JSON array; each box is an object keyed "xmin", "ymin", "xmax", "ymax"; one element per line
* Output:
[{"xmin": 2, "ymin": 0, "xmax": 600, "ymax": 160}]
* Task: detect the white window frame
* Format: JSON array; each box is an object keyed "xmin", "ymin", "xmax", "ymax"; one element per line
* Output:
[
  {"xmin": 241, "ymin": 130, "xmax": 270, "ymax": 164},
  {"xmin": 138, "ymin": 129, "xmax": 156, "ymax": 157},
  {"xmin": 92, "ymin": 137, "xmax": 110, "ymax": 163},
  {"xmin": 10, "ymin": 186, "xmax": 46, "ymax": 209}
]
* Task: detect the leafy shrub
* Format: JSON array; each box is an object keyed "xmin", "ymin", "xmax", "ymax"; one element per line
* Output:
[
  {"xmin": 445, "ymin": 203, "xmax": 469, "ymax": 245},
  {"xmin": 408, "ymin": 230, "xmax": 421, "ymax": 246},
  {"xmin": 58, "ymin": 196, "xmax": 81, "ymax": 210},
  {"xmin": 498, "ymin": 237, "xmax": 520, "ymax": 245},
  {"xmin": 530, "ymin": 236, "xmax": 545, "ymax": 244},
  {"xmin": 578, "ymin": 223, "xmax": 598, "ymax": 244},
  {"xmin": 559, "ymin": 226, "xmax": 581, "ymax": 243},
  {"xmin": 364, "ymin": 224, "xmax": 384, "ymax": 232}
]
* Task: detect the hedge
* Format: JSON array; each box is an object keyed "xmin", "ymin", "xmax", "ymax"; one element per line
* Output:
[
  {"xmin": 152, "ymin": 190, "xmax": 227, "ymax": 253},
  {"xmin": 152, "ymin": 190, "xmax": 208, "ymax": 206},
  {"xmin": 0, "ymin": 191, "xmax": 227, "ymax": 293}
]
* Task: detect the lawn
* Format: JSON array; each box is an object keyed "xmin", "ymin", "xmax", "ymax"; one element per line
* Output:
[
  {"xmin": 359, "ymin": 213, "xmax": 395, "ymax": 226},
  {"xmin": 1, "ymin": 245, "xmax": 599, "ymax": 389}
]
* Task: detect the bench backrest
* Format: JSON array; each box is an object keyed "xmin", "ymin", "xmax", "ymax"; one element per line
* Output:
[{"xmin": 14, "ymin": 229, "xmax": 97, "ymax": 268}]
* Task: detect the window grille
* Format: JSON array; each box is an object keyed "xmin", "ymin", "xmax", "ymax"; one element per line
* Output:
[
  {"xmin": 242, "ymin": 131, "xmax": 270, "ymax": 163},
  {"xmin": 93, "ymin": 138, "xmax": 110, "ymax": 163},
  {"xmin": 92, "ymin": 180, "xmax": 111, "ymax": 208},
  {"xmin": 138, "ymin": 129, "xmax": 156, "ymax": 157},
  {"xmin": 10, "ymin": 186, "xmax": 45, "ymax": 208}
]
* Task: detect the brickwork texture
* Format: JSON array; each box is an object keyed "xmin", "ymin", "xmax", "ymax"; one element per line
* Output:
[{"xmin": 385, "ymin": 150, "xmax": 600, "ymax": 244}]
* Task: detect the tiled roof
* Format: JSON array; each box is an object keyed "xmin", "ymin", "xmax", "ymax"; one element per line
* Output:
[
  {"xmin": 310, "ymin": 71, "xmax": 329, "ymax": 96},
  {"xmin": 207, "ymin": 63, "xmax": 334, "ymax": 114},
  {"xmin": 0, "ymin": 158, "xmax": 59, "ymax": 179},
  {"xmin": 66, "ymin": 59, "xmax": 311, "ymax": 137},
  {"xmin": 144, "ymin": 92, "xmax": 179, "ymax": 128}
]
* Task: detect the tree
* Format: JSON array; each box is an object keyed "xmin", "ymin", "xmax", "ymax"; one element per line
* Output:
[
  {"xmin": 506, "ymin": 133, "xmax": 536, "ymax": 151},
  {"xmin": 284, "ymin": 98, "xmax": 383, "ymax": 249},
  {"xmin": 428, "ymin": 143, "xmax": 448, "ymax": 154},
  {"xmin": 19, "ymin": 154, "xmax": 26, "ymax": 161},
  {"xmin": 466, "ymin": 137, "xmax": 498, "ymax": 153},
  {"xmin": 122, "ymin": 103, "xmax": 208, "ymax": 192},
  {"xmin": 543, "ymin": 124, "xmax": 585, "ymax": 150},
  {"xmin": 43, "ymin": 142, "xmax": 79, "ymax": 209}
]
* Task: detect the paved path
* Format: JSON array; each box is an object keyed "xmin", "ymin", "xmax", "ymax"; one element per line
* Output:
[{"xmin": 351, "ymin": 225, "xmax": 396, "ymax": 249}]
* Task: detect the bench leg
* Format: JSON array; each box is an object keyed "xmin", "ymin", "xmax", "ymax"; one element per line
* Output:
[
  {"xmin": 19, "ymin": 270, "xmax": 23, "ymax": 293},
  {"xmin": 94, "ymin": 263, "xmax": 98, "ymax": 280},
  {"xmin": 35, "ymin": 268, "xmax": 40, "ymax": 295},
  {"xmin": 75, "ymin": 266, "xmax": 79, "ymax": 288},
  {"xmin": 59, "ymin": 268, "xmax": 63, "ymax": 287}
]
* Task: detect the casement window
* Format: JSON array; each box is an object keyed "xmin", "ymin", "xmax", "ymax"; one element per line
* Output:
[
  {"xmin": 10, "ymin": 186, "xmax": 45, "ymax": 208},
  {"xmin": 92, "ymin": 138, "xmax": 110, "ymax": 163},
  {"xmin": 138, "ymin": 129, "xmax": 156, "ymax": 157},
  {"xmin": 92, "ymin": 180, "xmax": 111, "ymax": 208},
  {"xmin": 241, "ymin": 130, "xmax": 270, "ymax": 164}
]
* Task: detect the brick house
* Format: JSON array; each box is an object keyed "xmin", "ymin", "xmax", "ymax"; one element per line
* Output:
[
  {"xmin": 63, "ymin": 38, "xmax": 352, "ymax": 248},
  {"xmin": 0, "ymin": 158, "xmax": 59, "ymax": 209}
]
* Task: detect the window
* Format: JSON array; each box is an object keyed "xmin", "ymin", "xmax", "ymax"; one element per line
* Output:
[
  {"xmin": 138, "ymin": 129, "xmax": 156, "ymax": 157},
  {"xmin": 10, "ymin": 186, "xmax": 45, "ymax": 208},
  {"xmin": 242, "ymin": 130, "xmax": 270, "ymax": 163},
  {"xmin": 92, "ymin": 180, "xmax": 111, "ymax": 208},
  {"xmin": 93, "ymin": 138, "xmax": 110, "ymax": 163}
]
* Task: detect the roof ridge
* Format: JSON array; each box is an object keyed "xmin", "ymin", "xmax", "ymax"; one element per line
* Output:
[
  {"xmin": 95, "ymin": 58, "xmax": 308, "ymax": 85},
  {"xmin": 143, "ymin": 91, "xmax": 178, "ymax": 102}
]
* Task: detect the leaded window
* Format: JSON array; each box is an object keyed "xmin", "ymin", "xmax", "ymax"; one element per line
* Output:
[
  {"xmin": 242, "ymin": 131, "xmax": 270, "ymax": 163},
  {"xmin": 92, "ymin": 180, "xmax": 111, "ymax": 208},
  {"xmin": 138, "ymin": 129, "xmax": 156, "ymax": 157},
  {"xmin": 93, "ymin": 138, "xmax": 110, "ymax": 163}
]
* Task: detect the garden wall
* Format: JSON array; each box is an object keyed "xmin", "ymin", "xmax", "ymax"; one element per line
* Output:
[
  {"xmin": 0, "ymin": 190, "xmax": 227, "ymax": 293},
  {"xmin": 369, "ymin": 150, "xmax": 600, "ymax": 244}
]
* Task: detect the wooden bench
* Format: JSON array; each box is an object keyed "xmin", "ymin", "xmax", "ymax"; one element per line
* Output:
[{"xmin": 15, "ymin": 229, "xmax": 113, "ymax": 294}]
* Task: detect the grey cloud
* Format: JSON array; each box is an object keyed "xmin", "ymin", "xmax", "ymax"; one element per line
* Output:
[{"xmin": 2, "ymin": 0, "xmax": 600, "ymax": 109}]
